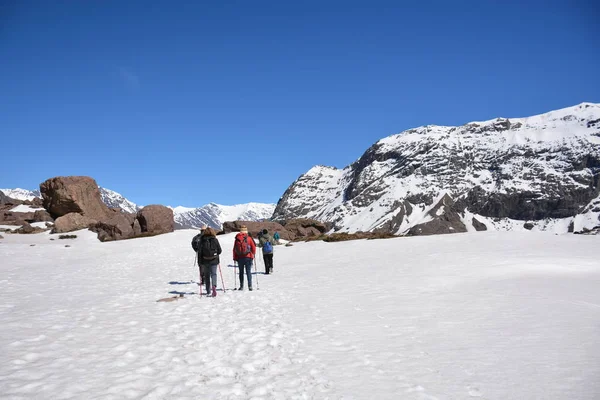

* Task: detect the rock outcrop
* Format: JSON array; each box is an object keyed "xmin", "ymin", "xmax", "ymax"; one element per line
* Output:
[
  {"xmin": 221, "ymin": 218, "xmax": 329, "ymax": 241},
  {"xmin": 40, "ymin": 176, "xmax": 174, "ymax": 241}
]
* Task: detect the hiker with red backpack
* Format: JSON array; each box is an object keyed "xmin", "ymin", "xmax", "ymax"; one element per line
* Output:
[
  {"xmin": 198, "ymin": 227, "xmax": 222, "ymax": 297},
  {"xmin": 233, "ymin": 225, "xmax": 256, "ymax": 291}
]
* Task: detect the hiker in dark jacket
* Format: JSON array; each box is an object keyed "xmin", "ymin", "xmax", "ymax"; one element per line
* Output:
[
  {"xmin": 199, "ymin": 227, "xmax": 222, "ymax": 297},
  {"xmin": 191, "ymin": 226, "xmax": 207, "ymax": 284},
  {"xmin": 258, "ymin": 229, "xmax": 275, "ymax": 274}
]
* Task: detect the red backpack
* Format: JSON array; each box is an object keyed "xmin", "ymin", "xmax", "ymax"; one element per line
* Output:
[{"xmin": 234, "ymin": 234, "xmax": 251, "ymax": 257}]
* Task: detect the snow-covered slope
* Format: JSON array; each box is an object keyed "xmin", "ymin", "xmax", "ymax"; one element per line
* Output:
[
  {"xmin": 1, "ymin": 229, "xmax": 599, "ymax": 399},
  {"xmin": 274, "ymin": 102, "xmax": 600, "ymax": 235},
  {"xmin": 0, "ymin": 188, "xmax": 40, "ymax": 201},
  {"xmin": 173, "ymin": 202, "xmax": 276, "ymax": 230},
  {"xmin": 99, "ymin": 187, "xmax": 140, "ymax": 213}
]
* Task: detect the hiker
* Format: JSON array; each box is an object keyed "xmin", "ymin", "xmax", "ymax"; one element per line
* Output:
[
  {"xmin": 191, "ymin": 226, "xmax": 207, "ymax": 284},
  {"xmin": 199, "ymin": 227, "xmax": 222, "ymax": 297},
  {"xmin": 273, "ymin": 231, "xmax": 280, "ymax": 244},
  {"xmin": 233, "ymin": 225, "xmax": 256, "ymax": 290},
  {"xmin": 258, "ymin": 228, "xmax": 275, "ymax": 274}
]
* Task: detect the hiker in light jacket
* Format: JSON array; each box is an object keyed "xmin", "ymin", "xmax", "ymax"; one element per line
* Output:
[
  {"xmin": 258, "ymin": 229, "xmax": 275, "ymax": 274},
  {"xmin": 199, "ymin": 227, "xmax": 222, "ymax": 297}
]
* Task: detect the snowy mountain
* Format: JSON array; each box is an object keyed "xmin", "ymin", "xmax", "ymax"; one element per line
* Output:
[
  {"xmin": 99, "ymin": 187, "xmax": 140, "ymax": 213},
  {"xmin": 273, "ymin": 102, "xmax": 600, "ymax": 235},
  {"xmin": 172, "ymin": 202, "xmax": 276, "ymax": 230},
  {"xmin": 0, "ymin": 188, "xmax": 40, "ymax": 201}
]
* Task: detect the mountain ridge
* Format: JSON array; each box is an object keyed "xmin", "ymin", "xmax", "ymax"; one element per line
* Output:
[{"xmin": 272, "ymin": 102, "xmax": 600, "ymax": 235}]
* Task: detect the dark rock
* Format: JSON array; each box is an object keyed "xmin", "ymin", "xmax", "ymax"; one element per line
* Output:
[
  {"xmin": 15, "ymin": 222, "xmax": 46, "ymax": 234},
  {"xmin": 407, "ymin": 194, "xmax": 468, "ymax": 236},
  {"xmin": 523, "ymin": 222, "xmax": 535, "ymax": 230},
  {"xmin": 89, "ymin": 211, "xmax": 136, "ymax": 242},
  {"xmin": 472, "ymin": 217, "xmax": 487, "ymax": 231},
  {"xmin": 33, "ymin": 210, "xmax": 53, "ymax": 222},
  {"xmin": 53, "ymin": 213, "xmax": 96, "ymax": 233}
]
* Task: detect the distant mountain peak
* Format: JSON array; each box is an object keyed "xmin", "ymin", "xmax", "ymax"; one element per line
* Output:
[{"xmin": 173, "ymin": 202, "xmax": 276, "ymax": 230}]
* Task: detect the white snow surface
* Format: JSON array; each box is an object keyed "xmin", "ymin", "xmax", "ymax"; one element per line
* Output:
[
  {"xmin": 0, "ymin": 188, "xmax": 40, "ymax": 201},
  {"xmin": 8, "ymin": 204, "xmax": 44, "ymax": 213},
  {"xmin": 1, "ymin": 230, "xmax": 599, "ymax": 399}
]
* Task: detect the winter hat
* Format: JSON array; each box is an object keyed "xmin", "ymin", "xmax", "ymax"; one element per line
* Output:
[
  {"xmin": 263, "ymin": 229, "xmax": 268, "ymax": 234},
  {"xmin": 240, "ymin": 225, "xmax": 248, "ymax": 233}
]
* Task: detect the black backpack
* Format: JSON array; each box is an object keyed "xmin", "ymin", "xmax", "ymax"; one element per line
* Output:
[
  {"xmin": 200, "ymin": 237, "xmax": 218, "ymax": 261},
  {"xmin": 191, "ymin": 233, "xmax": 203, "ymax": 252}
]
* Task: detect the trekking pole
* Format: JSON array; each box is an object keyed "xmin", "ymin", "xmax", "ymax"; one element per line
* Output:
[
  {"xmin": 234, "ymin": 261, "xmax": 237, "ymax": 290},
  {"xmin": 254, "ymin": 253, "xmax": 260, "ymax": 290},
  {"xmin": 193, "ymin": 252, "xmax": 197, "ymax": 284},
  {"xmin": 218, "ymin": 263, "xmax": 226, "ymax": 292}
]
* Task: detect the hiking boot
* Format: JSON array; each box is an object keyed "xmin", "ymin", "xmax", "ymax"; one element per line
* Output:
[
  {"xmin": 249, "ymin": 287, "xmax": 253, "ymax": 291},
  {"xmin": 212, "ymin": 286, "xmax": 217, "ymax": 297},
  {"xmin": 238, "ymin": 286, "xmax": 243, "ymax": 291}
]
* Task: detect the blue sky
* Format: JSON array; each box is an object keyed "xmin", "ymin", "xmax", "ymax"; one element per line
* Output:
[{"xmin": 2, "ymin": 0, "xmax": 599, "ymax": 207}]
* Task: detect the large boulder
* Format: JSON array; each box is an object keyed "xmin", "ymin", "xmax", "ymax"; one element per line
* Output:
[
  {"xmin": 40, "ymin": 176, "xmax": 109, "ymax": 220},
  {"xmin": 53, "ymin": 213, "xmax": 97, "ymax": 233},
  {"xmin": 136, "ymin": 205, "xmax": 174, "ymax": 236}
]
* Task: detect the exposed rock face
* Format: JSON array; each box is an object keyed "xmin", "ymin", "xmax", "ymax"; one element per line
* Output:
[
  {"xmin": 273, "ymin": 103, "xmax": 600, "ymax": 235},
  {"xmin": 407, "ymin": 194, "xmax": 468, "ymax": 236},
  {"xmin": 136, "ymin": 205, "xmax": 174, "ymax": 236},
  {"xmin": 0, "ymin": 191, "xmax": 11, "ymax": 204},
  {"xmin": 41, "ymin": 176, "xmax": 108, "ymax": 220}
]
